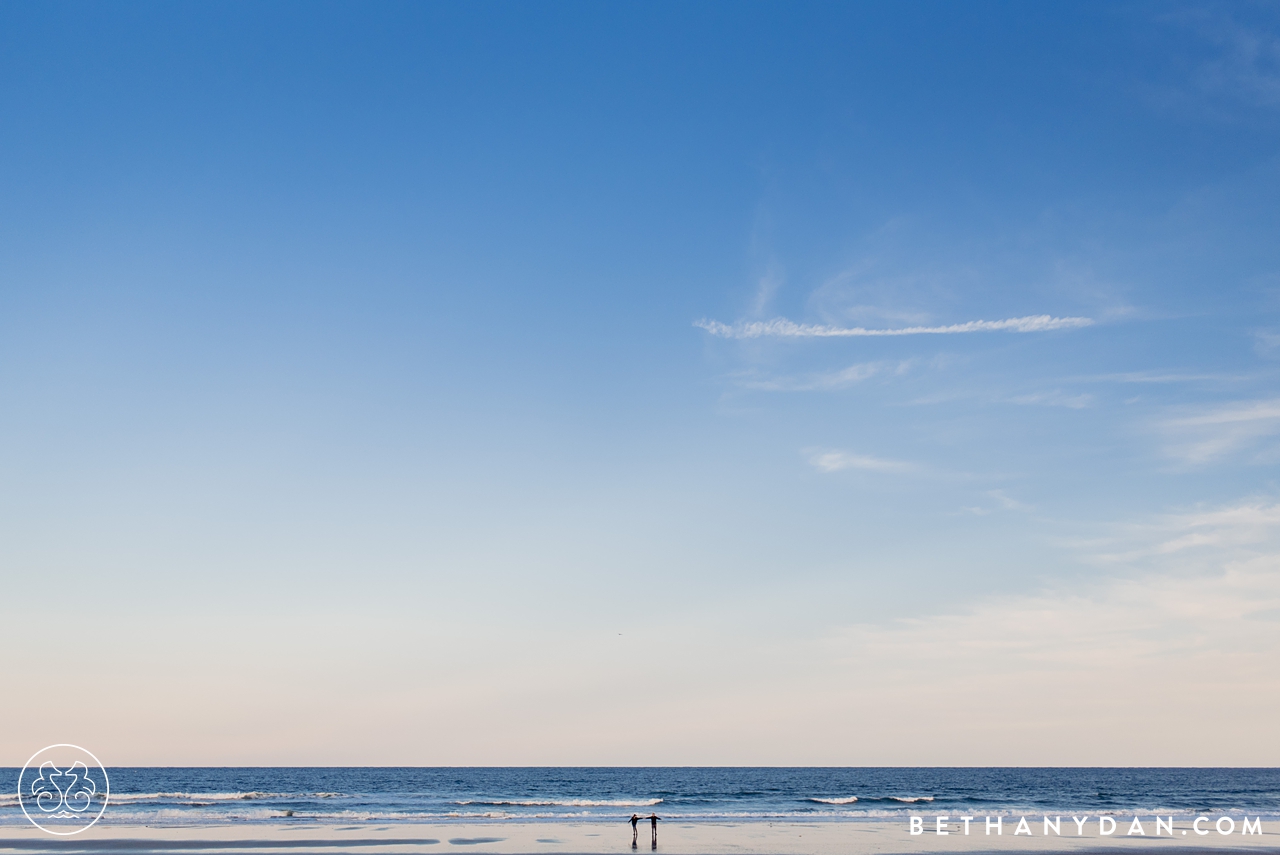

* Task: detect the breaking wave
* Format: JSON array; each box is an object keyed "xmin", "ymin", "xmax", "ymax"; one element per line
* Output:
[
  {"xmin": 109, "ymin": 792, "xmax": 288, "ymax": 803},
  {"xmin": 456, "ymin": 799, "xmax": 663, "ymax": 808}
]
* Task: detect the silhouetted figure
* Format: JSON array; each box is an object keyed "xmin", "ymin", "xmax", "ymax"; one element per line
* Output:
[
  {"xmin": 630, "ymin": 814, "xmax": 640, "ymax": 847},
  {"xmin": 649, "ymin": 813, "xmax": 661, "ymax": 847}
]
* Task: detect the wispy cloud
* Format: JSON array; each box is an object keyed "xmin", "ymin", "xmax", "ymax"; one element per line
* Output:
[
  {"xmin": 750, "ymin": 266, "xmax": 783, "ymax": 317},
  {"xmin": 1077, "ymin": 370, "xmax": 1243, "ymax": 384},
  {"xmin": 819, "ymin": 499, "xmax": 1280, "ymax": 762},
  {"xmin": 959, "ymin": 490, "xmax": 1031, "ymax": 516},
  {"xmin": 831, "ymin": 554, "xmax": 1280, "ymax": 760},
  {"xmin": 695, "ymin": 314, "xmax": 1093, "ymax": 339},
  {"xmin": 1159, "ymin": 398, "xmax": 1280, "ymax": 464},
  {"xmin": 808, "ymin": 450, "xmax": 917, "ymax": 474},
  {"xmin": 739, "ymin": 360, "xmax": 911, "ymax": 392},
  {"xmin": 988, "ymin": 489, "xmax": 1030, "ymax": 511},
  {"xmin": 1254, "ymin": 330, "xmax": 1280, "ymax": 357},
  {"xmin": 1143, "ymin": 10, "xmax": 1280, "ymax": 120},
  {"xmin": 1089, "ymin": 501, "xmax": 1280, "ymax": 563},
  {"xmin": 1185, "ymin": 12, "xmax": 1280, "ymax": 109},
  {"xmin": 1006, "ymin": 390, "xmax": 1094, "ymax": 409}
]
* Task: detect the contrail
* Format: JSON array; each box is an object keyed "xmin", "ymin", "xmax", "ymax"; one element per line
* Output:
[{"xmin": 694, "ymin": 314, "xmax": 1093, "ymax": 339}]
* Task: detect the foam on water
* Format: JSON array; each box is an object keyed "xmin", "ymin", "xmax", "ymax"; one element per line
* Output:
[
  {"xmin": 456, "ymin": 799, "xmax": 663, "ymax": 807},
  {"xmin": 107, "ymin": 791, "xmax": 288, "ymax": 803}
]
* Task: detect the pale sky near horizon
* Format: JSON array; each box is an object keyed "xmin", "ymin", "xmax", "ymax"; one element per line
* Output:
[{"xmin": 3, "ymin": 1, "xmax": 1280, "ymax": 766}]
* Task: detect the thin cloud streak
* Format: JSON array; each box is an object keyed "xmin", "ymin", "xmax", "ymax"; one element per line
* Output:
[
  {"xmin": 739, "ymin": 360, "xmax": 911, "ymax": 392},
  {"xmin": 820, "ymin": 498, "xmax": 1280, "ymax": 762},
  {"xmin": 695, "ymin": 314, "xmax": 1093, "ymax": 339},
  {"xmin": 1006, "ymin": 390, "xmax": 1095, "ymax": 409},
  {"xmin": 1160, "ymin": 398, "xmax": 1280, "ymax": 464},
  {"xmin": 1074, "ymin": 371, "xmax": 1247, "ymax": 384},
  {"xmin": 1089, "ymin": 501, "xmax": 1280, "ymax": 563},
  {"xmin": 809, "ymin": 451, "xmax": 917, "ymax": 474}
]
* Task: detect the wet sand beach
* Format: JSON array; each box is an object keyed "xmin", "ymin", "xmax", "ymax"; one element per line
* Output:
[{"xmin": 1, "ymin": 820, "xmax": 1278, "ymax": 855}]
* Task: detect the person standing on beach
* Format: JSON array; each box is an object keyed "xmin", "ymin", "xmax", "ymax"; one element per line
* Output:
[
  {"xmin": 648, "ymin": 813, "xmax": 660, "ymax": 846},
  {"xmin": 629, "ymin": 814, "xmax": 640, "ymax": 846}
]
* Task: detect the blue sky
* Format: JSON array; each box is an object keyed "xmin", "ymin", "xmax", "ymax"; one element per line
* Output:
[{"xmin": 3, "ymin": 2, "xmax": 1280, "ymax": 764}]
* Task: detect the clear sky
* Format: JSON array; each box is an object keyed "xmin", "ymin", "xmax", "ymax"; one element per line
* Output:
[{"xmin": 3, "ymin": 1, "xmax": 1280, "ymax": 766}]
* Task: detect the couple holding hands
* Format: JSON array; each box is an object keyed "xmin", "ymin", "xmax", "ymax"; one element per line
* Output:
[{"xmin": 629, "ymin": 812, "xmax": 661, "ymax": 847}]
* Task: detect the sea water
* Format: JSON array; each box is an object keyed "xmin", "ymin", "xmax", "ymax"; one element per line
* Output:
[{"xmin": 1, "ymin": 767, "xmax": 1276, "ymax": 828}]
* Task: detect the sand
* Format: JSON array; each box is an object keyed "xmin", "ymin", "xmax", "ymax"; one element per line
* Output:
[{"xmin": 1, "ymin": 819, "xmax": 1277, "ymax": 855}]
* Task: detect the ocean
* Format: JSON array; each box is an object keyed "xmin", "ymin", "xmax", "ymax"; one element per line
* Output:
[{"xmin": 2, "ymin": 767, "xmax": 1277, "ymax": 828}]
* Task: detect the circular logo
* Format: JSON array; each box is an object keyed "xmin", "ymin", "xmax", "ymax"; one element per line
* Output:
[{"xmin": 17, "ymin": 744, "xmax": 109, "ymax": 835}]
